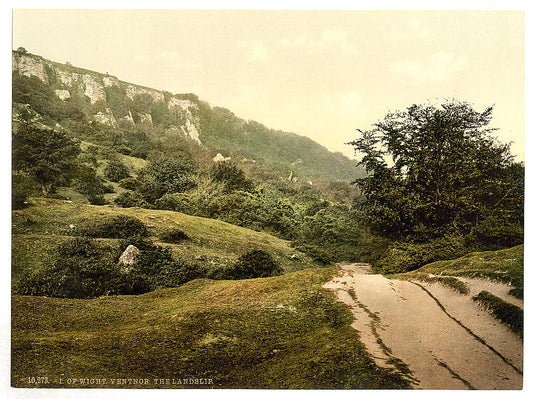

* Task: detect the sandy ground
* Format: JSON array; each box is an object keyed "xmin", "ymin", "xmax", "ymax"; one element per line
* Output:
[{"xmin": 323, "ymin": 264, "xmax": 523, "ymax": 390}]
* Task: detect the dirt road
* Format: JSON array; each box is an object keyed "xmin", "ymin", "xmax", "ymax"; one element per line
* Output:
[{"xmin": 323, "ymin": 263, "xmax": 523, "ymax": 389}]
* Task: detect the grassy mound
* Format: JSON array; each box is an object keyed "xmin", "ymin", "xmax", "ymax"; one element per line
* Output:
[{"xmin": 12, "ymin": 268, "xmax": 410, "ymax": 389}]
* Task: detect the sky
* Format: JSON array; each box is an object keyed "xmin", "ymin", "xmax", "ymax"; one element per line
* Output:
[{"xmin": 12, "ymin": 9, "xmax": 525, "ymax": 161}]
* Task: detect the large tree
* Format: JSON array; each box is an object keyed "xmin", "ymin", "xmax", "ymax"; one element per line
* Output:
[
  {"xmin": 13, "ymin": 126, "xmax": 81, "ymax": 195},
  {"xmin": 349, "ymin": 101, "xmax": 523, "ymax": 241}
]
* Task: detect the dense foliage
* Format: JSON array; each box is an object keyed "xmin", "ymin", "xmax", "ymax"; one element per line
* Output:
[
  {"xmin": 349, "ymin": 102, "xmax": 524, "ymax": 272},
  {"xmin": 13, "ymin": 123, "xmax": 81, "ymax": 195},
  {"xmin": 137, "ymin": 155, "xmax": 198, "ymax": 203}
]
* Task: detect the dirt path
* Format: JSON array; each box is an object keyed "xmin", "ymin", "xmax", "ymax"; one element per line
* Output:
[{"xmin": 323, "ymin": 264, "xmax": 523, "ymax": 389}]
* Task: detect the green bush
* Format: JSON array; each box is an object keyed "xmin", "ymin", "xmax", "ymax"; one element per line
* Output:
[
  {"xmin": 137, "ymin": 156, "xmax": 197, "ymax": 203},
  {"xmin": 154, "ymin": 192, "xmax": 194, "ymax": 213},
  {"xmin": 104, "ymin": 160, "xmax": 130, "ymax": 182},
  {"xmin": 114, "ymin": 191, "xmax": 146, "ymax": 208},
  {"xmin": 13, "ymin": 237, "xmax": 206, "ymax": 298},
  {"xmin": 210, "ymin": 162, "xmax": 254, "ymax": 192},
  {"xmin": 88, "ymin": 195, "xmax": 107, "ymax": 205},
  {"xmin": 225, "ymin": 250, "xmax": 283, "ymax": 280},
  {"xmin": 74, "ymin": 164, "xmax": 109, "ymax": 201},
  {"xmin": 118, "ymin": 177, "xmax": 139, "ymax": 190},
  {"xmin": 79, "ymin": 215, "xmax": 148, "ymax": 238},
  {"xmin": 117, "ymin": 237, "xmax": 206, "ymax": 290},
  {"xmin": 159, "ymin": 228, "xmax": 190, "ymax": 243},
  {"xmin": 12, "ymin": 172, "xmax": 38, "ymax": 209},
  {"xmin": 13, "ymin": 238, "xmax": 138, "ymax": 298},
  {"xmin": 470, "ymin": 216, "xmax": 523, "ymax": 249}
]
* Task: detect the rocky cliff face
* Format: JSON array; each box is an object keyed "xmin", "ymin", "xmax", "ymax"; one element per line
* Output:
[{"xmin": 12, "ymin": 50, "xmax": 202, "ymax": 145}]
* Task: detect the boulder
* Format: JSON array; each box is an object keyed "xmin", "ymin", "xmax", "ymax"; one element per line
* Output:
[{"xmin": 118, "ymin": 245, "xmax": 140, "ymax": 273}]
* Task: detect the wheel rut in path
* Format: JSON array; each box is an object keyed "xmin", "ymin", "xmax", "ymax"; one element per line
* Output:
[{"xmin": 323, "ymin": 263, "xmax": 523, "ymax": 389}]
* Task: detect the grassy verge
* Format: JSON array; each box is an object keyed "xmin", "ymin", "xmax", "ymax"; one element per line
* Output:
[
  {"xmin": 399, "ymin": 245, "xmax": 523, "ymax": 298},
  {"xmin": 472, "ymin": 291, "xmax": 523, "ymax": 337},
  {"xmin": 392, "ymin": 272, "xmax": 469, "ymax": 295},
  {"xmin": 12, "ymin": 268, "xmax": 411, "ymax": 389}
]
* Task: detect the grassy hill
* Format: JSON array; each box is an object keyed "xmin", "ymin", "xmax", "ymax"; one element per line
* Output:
[
  {"xmin": 11, "ymin": 268, "xmax": 410, "ymax": 389},
  {"xmin": 12, "ymin": 197, "xmax": 321, "ymax": 281}
]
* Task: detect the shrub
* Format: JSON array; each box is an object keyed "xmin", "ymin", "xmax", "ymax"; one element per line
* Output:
[
  {"xmin": 88, "ymin": 194, "xmax": 107, "ymax": 205},
  {"xmin": 159, "ymin": 228, "xmax": 190, "ymax": 243},
  {"xmin": 12, "ymin": 172, "xmax": 37, "ymax": 209},
  {"xmin": 210, "ymin": 162, "xmax": 254, "ymax": 192},
  {"xmin": 137, "ymin": 156, "xmax": 197, "ymax": 203},
  {"xmin": 114, "ymin": 191, "xmax": 146, "ymax": 208},
  {"xmin": 294, "ymin": 244, "xmax": 334, "ymax": 265},
  {"xmin": 226, "ymin": 250, "xmax": 283, "ymax": 280},
  {"xmin": 13, "ymin": 238, "xmax": 129, "ymax": 298},
  {"xmin": 154, "ymin": 192, "xmax": 194, "ymax": 213},
  {"xmin": 104, "ymin": 160, "xmax": 130, "ymax": 182},
  {"xmin": 118, "ymin": 177, "xmax": 139, "ymax": 190},
  {"xmin": 470, "ymin": 216, "xmax": 523, "ymax": 249},
  {"xmin": 80, "ymin": 215, "xmax": 148, "ymax": 238},
  {"xmin": 13, "ymin": 237, "xmax": 205, "ymax": 298},
  {"xmin": 117, "ymin": 237, "xmax": 205, "ymax": 290},
  {"xmin": 74, "ymin": 163, "xmax": 109, "ymax": 201}
]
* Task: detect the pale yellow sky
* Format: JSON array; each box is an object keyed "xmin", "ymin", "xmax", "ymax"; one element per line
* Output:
[{"xmin": 12, "ymin": 9, "xmax": 525, "ymax": 160}]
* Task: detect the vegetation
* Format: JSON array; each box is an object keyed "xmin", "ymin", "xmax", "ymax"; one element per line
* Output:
[
  {"xmin": 225, "ymin": 250, "xmax": 283, "ymax": 280},
  {"xmin": 11, "ymin": 199, "xmax": 321, "ymax": 284},
  {"xmin": 12, "ymin": 268, "xmax": 410, "ymax": 389},
  {"xmin": 472, "ymin": 291, "xmax": 523, "ymax": 337},
  {"xmin": 350, "ymin": 102, "xmax": 524, "ymax": 273},
  {"xmin": 159, "ymin": 227, "xmax": 190, "ymax": 243},
  {"xmin": 14, "ymin": 237, "xmax": 137, "ymax": 298},
  {"xmin": 104, "ymin": 159, "xmax": 131, "ymax": 182},
  {"xmin": 393, "ymin": 272, "xmax": 470, "ymax": 294},
  {"xmin": 137, "ymin": 155, "xmax": 198, "ymax": 203},
  {"xmin": 13, "ymin": 123, "xmax": 81, "ymax": 195},
  {"xmin": 79, "ymin": 214, "xmax": 149, "ymax": 239},
  {"xmin": 399, "ymin": 245, "xmax": 523, "ymax": 298}
]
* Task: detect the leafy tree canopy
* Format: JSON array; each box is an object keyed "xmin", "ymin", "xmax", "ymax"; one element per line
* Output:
[
  {"xmin": 13, "ymin": 125, "xmax": 81, "ymax": 195},
  {"xmin": 349, "ymin": 101, "xmax": 523, "ymax": 241}
]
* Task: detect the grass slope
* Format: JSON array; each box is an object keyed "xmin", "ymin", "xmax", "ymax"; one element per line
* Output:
[
  {"xmin": 12, "ymin": 268, "xmax": 410, "ymax": 389},
  {"xmin": 12, "ymin": 198, "xmax": 321, "ymax": 280},
  {"xmin": 407, "ymin": 245, "xmax": 523, "ymax": 293},
  {"xmin": 395, "ymin": 245, "xmax": 523, "ymax": 300}
]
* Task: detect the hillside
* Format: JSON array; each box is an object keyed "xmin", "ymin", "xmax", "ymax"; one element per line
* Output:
[
  {"xmin": 12, "ymin": 48, "xmax": 363, "ymax": 183},
  {"xmin": 11, "ymin": 268, "xmax": 409, "ymax": 389},
  {"xmin": 12, "ymin": 197, "xmax": 322, "ymax": 282}
]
